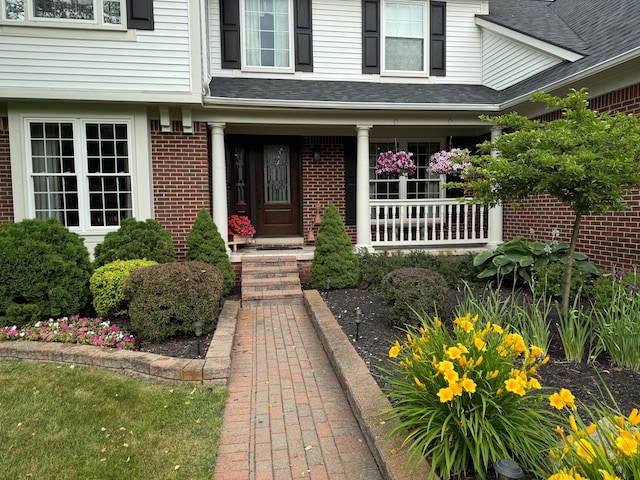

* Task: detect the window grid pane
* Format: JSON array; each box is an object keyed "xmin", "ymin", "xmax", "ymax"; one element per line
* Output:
[
  {"xmin": 85, "ymin": 122, "xmax": 132, "ymax": 227},
  {"xmin": 7, "ymin": 0, "xmax": 122, "ymax": 25},
  {"xmin": 30, "ymin": 122, "xmax": 79, "ymax": 227},
  {"xmin": 245, "ymin": 0, "xmax": 290, "ymax": 67},
  {"xmin": 384, "ymin": 1, "xmax": 425, "ymax": 72},
  {"xmin": 407, "ymin": 142, "xmax": 441, "ymax": 199}
]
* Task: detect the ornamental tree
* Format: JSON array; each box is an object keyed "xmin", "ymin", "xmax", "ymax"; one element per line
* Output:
[{"xmin": 463, "ymin": 88, "xmax": 640, "ymax": 318}]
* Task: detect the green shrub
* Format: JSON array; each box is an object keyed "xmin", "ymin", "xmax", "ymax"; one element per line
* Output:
[
  {"xmin": 310, "ymin": 203, "xmax": 359, "ymax": 290},
  {"xmin": 93, "ymin": 218, "xmax": 175, "ymax": 268},
  {"xmin": 590, "ymin": 268, "xmax": 640, "ymax": 309},
  {"xmin": 533, "ymin": 261, "xmax": 591, "ymax": 299},
  {"xmin": 358, "ymin": 249, "xmax": 481, "ymax": 291},
  {"xmin": 186, "ymin": 209, "xmax": 235, "ymax": 295},
  {"xmin": 380, "ymin": 268, "xmax": 449, "ymax": 327},
  {"xmin": 125, "ymin": 261, "xmax": 223, "ymax": 343},
  {"xmin": 90, "ymin": 259, "xmax": 157, "ymax": 319},
  {"xmin": 0, "ymin": 218, "xmax": 92, "ymax": 326}
]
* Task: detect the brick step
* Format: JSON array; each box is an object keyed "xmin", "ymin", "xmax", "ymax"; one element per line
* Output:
[
  {"xmin": 242, "ymin": 275, "xmax": 300, "ymax": 287},
  {"xmin": 240, "ymin": 255, "xmax": 302, "ymax": 306}
]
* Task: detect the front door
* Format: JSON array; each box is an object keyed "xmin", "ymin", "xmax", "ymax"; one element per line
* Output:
[{"xmin": 228, "ymin": 137, "xmax": 301, "ymax": 237}]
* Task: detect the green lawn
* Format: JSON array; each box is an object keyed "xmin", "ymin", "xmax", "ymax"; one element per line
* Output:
[{"xmin": 0, "ymin": 360, "xmax": 228, "ymax": 479}]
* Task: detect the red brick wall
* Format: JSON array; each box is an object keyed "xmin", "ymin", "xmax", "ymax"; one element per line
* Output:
[
  {"xmin": 301, "ymin": 137, "xmax": 356, "ymax": 243},
  {"xmin": 503, "ymin": 83, "xmax": 640, "ymax": 271},
  {"xmin": 150, "ymin": 120, "xmax": 211, "ymax": 260},
  {"xmin": 0, "ymin": 117, "xmax": 14, "ymax": 224}
]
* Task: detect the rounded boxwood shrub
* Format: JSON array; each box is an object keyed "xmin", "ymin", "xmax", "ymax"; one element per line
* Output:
[
  {"xmin": 93, "ymin": 218, "xmax": 175, "ymax": 268},
  {"xmin": 186, "ymin": 208, "xmax": 235, "ymax": 295},
  {"xmin": 125, "ymin": 261, "xmax": 223, "ymax": 343},
  {"xmin": 310, "ymin": 203, "xmax": 359, "ymax": 290},
  {"xmin": 0, "ymin": 218, "xmax": 92, "ymax": 326},
  {"xmin": 90, "ymin": 259, "xmax": 158, "ymax": 319},
  {"xmin": 380, "ymin": 267, "xmax": 449, "ymax": 327}
]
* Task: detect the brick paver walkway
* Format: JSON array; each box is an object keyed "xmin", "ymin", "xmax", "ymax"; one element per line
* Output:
[{"xmin": 213, "ymin": 303, "xmax": 383, "ymax": 480}]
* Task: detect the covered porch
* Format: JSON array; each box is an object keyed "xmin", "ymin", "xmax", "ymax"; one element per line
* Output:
[{"xmin": 200, "ymin": 108, "xmax": 503, "ymax": 254}]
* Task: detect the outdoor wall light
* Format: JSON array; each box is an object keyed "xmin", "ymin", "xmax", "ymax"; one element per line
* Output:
[
  {"xmin": 355, "ymin": 307, "xmax": 363, "ymax": 341},
  {"xmin": 493, "ymin": 459, "xmax": 524, "ymax": 480},
  {"xmin": 313, "ymin": 148, "xmax": 321, "ymax": 163},
  {"xmin": 193, "ymin": 320, "xmax": 204, "ymax": 357}
]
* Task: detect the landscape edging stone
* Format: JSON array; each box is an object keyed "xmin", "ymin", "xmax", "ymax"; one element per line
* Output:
[{"xmin": 303, "ymin": 289, "xmax": 435, "ymax": 480}]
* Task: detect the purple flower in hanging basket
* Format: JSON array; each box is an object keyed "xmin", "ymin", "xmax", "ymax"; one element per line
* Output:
[{"xmin": 375, "ymin": 151, "xmax": 417, "ymax": 178}]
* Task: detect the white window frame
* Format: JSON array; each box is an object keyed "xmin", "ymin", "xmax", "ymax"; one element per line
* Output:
[
  {"xmin": 24, "ymin": 117, "xmax": 135, "ymax": 232},
  {"xmin": 240, "ymin": 0, "xmax": 294, "ymax": 73},
  {"xmin": 369, "ymin": 139, "xmax": 444, "ymax": 201},
  {"xmin": 1, "ymin": 0, "xmax": 126, "ymax": 30},
  {"xmin": 381, "ymin": 0, "xmax": 428, "ymax": 77}
]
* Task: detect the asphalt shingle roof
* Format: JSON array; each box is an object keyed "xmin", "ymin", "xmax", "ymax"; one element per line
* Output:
[{"xmin": 208, "ymin": 0, "xmax": 640, "ymax": 109}]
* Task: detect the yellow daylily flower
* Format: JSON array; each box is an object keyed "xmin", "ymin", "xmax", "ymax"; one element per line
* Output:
[
  {"xmin": 389, "ymin": 340, "xmax": 401, "ymax": 358},
  {"xmin": 437, "ymin": 387, "xmax": 454, "ymax": 403}
]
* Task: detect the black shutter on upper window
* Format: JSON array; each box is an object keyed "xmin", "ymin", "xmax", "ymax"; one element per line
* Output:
[
  {"xmin": 220, "ymin": 0, "xmax": 241, "ymax": 69},
  {"xmin": 127, "ymin": 0, "xmax": 154, "ymax": 30},
  {"xmin": 362, "ymin": 0, "xmax": 380, "ymax": 73},
  {"xmin": 294, "ymin": 0, "xmax": 313, "ymax": 71},
  {"xmin": 430, "ymin": 1, "xmax": 446, "ymax": 76}
]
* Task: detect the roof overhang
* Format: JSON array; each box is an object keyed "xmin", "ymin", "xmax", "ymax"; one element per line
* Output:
[{"xmin": 475, "ymin": 17, "xmax": 584, "ymax": 62}]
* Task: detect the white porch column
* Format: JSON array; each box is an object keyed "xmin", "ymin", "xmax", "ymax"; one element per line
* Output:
[
  {"xmin": 487, "ymin": 125, "xmax": 503, "ymax": 248},
  {"xmin": 208, "ymin": 122, "xmax": 229, "ymax": 252},
  {"xmin": 355, "ymin": 125, "xmax": 374, "ymax": 251}
]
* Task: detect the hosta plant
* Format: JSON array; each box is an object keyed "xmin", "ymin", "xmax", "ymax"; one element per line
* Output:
[
  {"xmin": 381, "ymin": 312, "xmax": 558, "ymax": 480},
  {"xmin": 548, "ymin": 390, "xmax": 640, "ymax": 480}
]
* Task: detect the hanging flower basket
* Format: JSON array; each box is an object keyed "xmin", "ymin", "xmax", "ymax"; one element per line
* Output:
[
  {"xmin": 375, "ymin": 151, "xmax": 417, "ymax": 178},
  {"xmin": 428, "ymin": 148, "xmax": 472, "ymax": 179}
]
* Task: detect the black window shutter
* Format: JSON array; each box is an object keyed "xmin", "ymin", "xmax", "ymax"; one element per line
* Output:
[
  {"xmin": 127, "ymin": 0, "xmax": 154, "ymax": 30},
  {"xmin": 294, "ymin": 0, "xmax": 313, "ymax": 72},
  {"xmin": 362, "ymin": 0, "xmax": 380, "ymax": 73},
  {"xmin": 344, "ymin": 137, "xmax": 357, "ymax": 226},
  {"xmin": 430, "ymin": 1, "xmax": 446, "ymax": 76},
  {"xmin": 220, "ymin": 0, "xmax": 241, "ymax": 69}
]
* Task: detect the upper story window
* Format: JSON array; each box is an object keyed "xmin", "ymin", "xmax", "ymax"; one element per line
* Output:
[
  {"xmin": 220, "ymin": 0, "xmax": 312, "ymax": 72},
  {"xmin": 243, "ymin": 0, "xmax": 292, "ymax": 69},
  {"xmin": 362, "ymin": 0, "xmax": 445, "ymax": 76},
  {"xmin": 3, "ymin": 0, "xmax": 125, "ymax": 27},
  {"xmin": 384, "ymin": 1, "xmax": 425, "ymax": 73}
]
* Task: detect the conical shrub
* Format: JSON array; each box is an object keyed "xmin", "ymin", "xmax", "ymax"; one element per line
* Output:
[
  {"xmin": 186, "ymin": 209, "xmax": 235, "ymax": 295},
  {"xmin": 310, "ymin": 203, "xmax": 359, "ymax": 289}
]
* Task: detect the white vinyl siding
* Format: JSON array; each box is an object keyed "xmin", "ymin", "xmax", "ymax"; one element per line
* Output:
[
  {"xmin": 482, "ymin": 30, "xmax": 562, "ymax": 91},
  {"xmin": 0, "ymin": 0, "xmax": 194, "ymax": 97},
  {"xmin": 444, "ymin": 0, "xmax": 483, "ymax": 83},
  {"xmin": 209, "ymin": 0, "xmax": 484, "ymax": 84}
]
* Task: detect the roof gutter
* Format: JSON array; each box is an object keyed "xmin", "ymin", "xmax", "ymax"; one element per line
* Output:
[{"xmin": 203, "ymin": 96, "xmax": 502, "ymax": 112}]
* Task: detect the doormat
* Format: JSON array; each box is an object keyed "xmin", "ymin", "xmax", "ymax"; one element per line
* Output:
[{"xmin": 256, "ymin": 246, "xmax": 303, "ymax": 250}]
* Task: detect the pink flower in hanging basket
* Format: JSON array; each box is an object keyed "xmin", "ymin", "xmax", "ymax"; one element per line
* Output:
[
  {"xmin": 428, "ymin": 148, "xmax": 472, "ymax": 178},
  {"xmin": 375, "ymin": 151, "xmax": 417, "ymax": 178}
]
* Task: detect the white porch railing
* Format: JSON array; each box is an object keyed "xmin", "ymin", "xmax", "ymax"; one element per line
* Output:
[{"xmin": 370, "ymin": 199, "xmax": 490, "ymax": 247}]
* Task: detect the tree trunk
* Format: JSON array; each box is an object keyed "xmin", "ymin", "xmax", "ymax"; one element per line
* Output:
[{"xmin": 561, "ymin": 212, "xmax": 583, "ymax": 319}]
